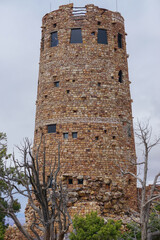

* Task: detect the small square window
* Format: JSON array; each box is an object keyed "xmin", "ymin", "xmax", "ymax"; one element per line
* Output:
[
  {"xmin": 98, "ymin": 82, "xmax": 101, "ymax": 87},
  {"xmin": 68, "ymin": 178, "xmax": 73, "ymax": 184},
  {"xmin": 72, "ymin": 132, "xmax": 77, "ymax": 139},
  {"xmin": 78, "ymin": 179, "xmax": 83, "ymax": 184},
  {"xmin": 48, "ymin": 124, "xmax": 56, "ymax": 133},
  {"xmin": 118, "ymin": 33, "xmax": 122, "ymax": 48},
  {"xmin": 54, "ymin": 81, "xmax": 59, "ymax": 87},
  {"xmin": 91, "ymin": 32, "xmax": 95, "ymax": 35},
  {"xmin": 51, "ymin": 32, "xmax": 58, "ymax": 47},
  {"xmin": 70, "ymin": 28, "xmax": 83, "ymax": 44},
  {"xmin": 67, "ymin": 90, "xmax": 70, "ymax": 94},
  {"xmin": 53, "ymin": 23, "xmax": 57, "ymax": 28},
  {"xmin": 63, "ymin": 133, "xmax": 68, "ymax": 139},
  {"xmin": 97, "ymin": 21, "xmax": 101, "ymax": 25},
  {"xmin": 95, "ymin": 136, "xmax": 99, "ymax": 140},
  {"xmin": 97, "ymin": 29, "xmax": 108, "ymax": 44}
]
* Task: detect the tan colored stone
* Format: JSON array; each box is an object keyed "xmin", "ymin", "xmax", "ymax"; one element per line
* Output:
[
  {"xmin": 104, "ymin": 201, "xmax": 112, "ymax": 209},
  {"xmin": 24, "ymin": 3, "xmax": 137, "ymax": 235}
]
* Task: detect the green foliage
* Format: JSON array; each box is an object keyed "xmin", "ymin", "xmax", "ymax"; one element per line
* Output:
[
  {"xmin": 148, "ymin": 204, "xmax": 160, "ymax": 238},
  {"xmin": 0, "ymin": 132, "xmax": 20, "ymax": 239},
  {"xmin": 12, "ymin": 199, "xmax": 21, "ymax": 212},
  {"xmin": 0, "ymin": 222, "xmax": 5, "ymax": 240},
  {"xmin": 121, "ymin": 222, "xmax": 141, "ymax": 240},
  {"xmin": 121, "ymin": 205, "xmax": 160, "ymax": 240},
  {"xmin": 0, "ymin": 133, "xmax": 8, "ymax": 240},
  {"xmin": 69, "ymin": 212, "xmax": 122, "ymax": 240}
]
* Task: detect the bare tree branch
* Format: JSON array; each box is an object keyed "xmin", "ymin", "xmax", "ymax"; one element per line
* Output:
[{"xmin": 0, "ymin": 133, "xmax": 71, "ymax": 240}]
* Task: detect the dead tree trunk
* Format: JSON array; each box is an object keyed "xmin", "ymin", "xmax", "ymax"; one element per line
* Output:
[
  {"xmin": 0, "ymin": 134, "xmax": 72, "ymax": 240},
  {"xmin": 121, "ymin": 121, "xmax": 160, "ymax": 240}
]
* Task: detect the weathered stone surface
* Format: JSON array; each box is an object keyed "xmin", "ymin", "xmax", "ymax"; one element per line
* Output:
[
  {"xmin": 30, "ymin": 1, "xmax": 137, "ymax": 223},
  {"xmin": 78, "ymin": 190, "xmax": 86, "ymax": 197},
  {"xmin": 68, "ymin": 191, "xmax": 78, "ymax": 198},
  {"xmin": 104, "ymin": 201, "xmax": 112, "ymax": 209},
  {"xmin": 104, "ymin": 178, "xmax": 111, "ymax": 185},
  {"xmin": 69, "ymin": 198, "xmax": 78, "ymax": 203},
  {"xmin": 113, "ymin": 192, "xmax": 123, "ymax": 199}
]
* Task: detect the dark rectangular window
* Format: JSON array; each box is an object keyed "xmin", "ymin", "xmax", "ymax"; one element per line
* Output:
[
  {"xmin": 70, "ymin": 28, "xmax": 82, "ymax": 44},
  {"xmin": 78, "ymin": 179, "xmax": 83, "ymax": 185},
  {"xmin": 48, "ymin": 124, "xmax": 56, "ymax": 133},
  {"xmin": 54, "ymin": 81, "xmax": 59, "ymax": 87},
  {"xmin": 51, "ymin": 32, "xmax": 58, "ymax": 47},
  {"xmin": 68, "ymin": 179, "xmax": 73, "ymax": 184},
  {"xmin": 63, "ymin": 133, "xmax": 68, "ymax": 139},
  {"xmin": 97, "ymin": 29, "xmax": 108, "ymax": 44},
  {"xmin": 47, "ymin": 176, "xmax": 53, "ymax": 188},
  {"xmin": 72, "ymin": 132, "xmax": 77, "ymax": 139},
  {"xmin": 118, "ymin": 33, "xmax": 122, "ymax": 48}
]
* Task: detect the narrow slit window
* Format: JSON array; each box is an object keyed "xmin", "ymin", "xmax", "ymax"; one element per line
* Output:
[
  {"xmin": 118, "ymin": 70, "xmax": 123, "ymax": 83},
  {"xmin": 72, "ymin": 132, "xmax": 77, "ymax": 139},
  {"xmin": 118, "ymin": 33, "xmax": 122, "ymax": 48},
  {"xmin": 97, "ymin": 29, "xmax": 108, "ymax": 44},
  {"xmin": 78, "ymin": 179, "xmax": 83, "ymax": 184},
  {"xmin": 128, "ymin": 179, "xmax": 131, "ymax": 185},
  {"xmin": 63, "ymin": 133, "xmax": 68, "ymax": 139},
  {"xmin": 47, "ymin": 176, "xmax": 53, "ymax": 188},
  {"xmin": 70, "ymin": 28, "xmax": 82, "ymax": 44},
  {"xmin": 51, "ymin": 32, "xmax": 58, "ymax": 47},
  {"xmin": 48, "ymin": 124, "xmax": 56, "ymax": 133},
  {"xmin": 41, "ymin": 37, "xmax": 44, "ymax": 51},
  {"xmin": 127, "ymin": 125, "xmax": 131, "ymax": 137}
]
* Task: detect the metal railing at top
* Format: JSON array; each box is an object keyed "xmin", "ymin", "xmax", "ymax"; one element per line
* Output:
[{"xmin": 72, "ymin": 7, "xmax": 87, "ymax": 17}]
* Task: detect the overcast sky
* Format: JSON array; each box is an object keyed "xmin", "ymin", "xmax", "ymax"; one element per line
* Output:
[{"xmin": 0, "ymin": 0, "xmax": 160, "ymax": 222}]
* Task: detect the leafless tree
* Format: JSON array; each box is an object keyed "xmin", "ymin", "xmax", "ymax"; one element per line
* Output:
[
  {"xmin": 0, "ymin": 134, "xmax": 71, "ymax": 240},
  {"xmin": 121, "ymin": 121, "xmax": 160, "ymax": 240}
]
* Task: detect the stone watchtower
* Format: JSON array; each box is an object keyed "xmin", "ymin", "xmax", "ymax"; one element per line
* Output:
[{"xmin": 34, "ymin": 3, "xmax": 137, "ymax": 217}]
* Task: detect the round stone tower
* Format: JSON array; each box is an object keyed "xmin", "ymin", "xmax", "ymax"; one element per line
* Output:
[{"xmin": 34, "ymin": 3, "xmax": 137, "ymax": 217}]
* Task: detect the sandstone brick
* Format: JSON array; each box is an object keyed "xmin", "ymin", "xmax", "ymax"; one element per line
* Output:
[{"xmin": 25, "ymin": 2, "xmax": 137, "ymax": 236}]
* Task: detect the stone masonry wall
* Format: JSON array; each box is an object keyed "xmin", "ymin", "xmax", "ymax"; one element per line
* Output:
[{"xmin": 32, "ymin": 3, "xmax": 137, "ymax": 220}]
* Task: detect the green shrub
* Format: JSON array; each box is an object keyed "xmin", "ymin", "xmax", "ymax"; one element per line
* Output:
[{"xmin": 69, "ymin": 212, "xmax": 122, "ymax": 240}]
